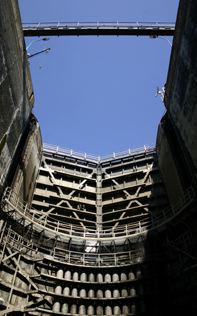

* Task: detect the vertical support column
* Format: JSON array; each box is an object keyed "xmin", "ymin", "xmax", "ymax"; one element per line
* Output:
[
  {"xmin": 96, "ymin": 167, "xmax": 103, "ymax": 230},
  {"xmin": 0, "ymin": 220, "xmax": 7, "ymax": 259},
  {"xmin": 8, "ymin": 254, "xmax": 21, "ymax": 304}
]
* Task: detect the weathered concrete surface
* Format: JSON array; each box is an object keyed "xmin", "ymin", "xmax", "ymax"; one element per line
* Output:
[
  {"xmin": 0, "ymin": 0, "xmax": 34, "ymax": 193},
  {"xmin": 11, "ymin": 115, "xmax": 42, "ymax": 204},
  {"xmin": 164, "ymin": 0, "xmax": 197, "ymax": 174},
  {"xmin": 0, "ymin": 1, "xmax": 42, "ymax": 309},
  {"xmin": 156, "ymin": 118, "xmax": 184, "ymax": 206},
  {"xmin": 156, "ymin": 2, "xmax": 197, "ymax": 313}
]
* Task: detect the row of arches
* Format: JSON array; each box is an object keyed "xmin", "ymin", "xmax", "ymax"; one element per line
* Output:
[
  {"xmin": 55, "ymin": 285, "xmax": 139, "ymax": 298},
  {"xmin": 55, "ymin": 269, "xmax": 142, "ymax": 282},
  {"xmin": 53, "ymin": 302, "xmax": 140, "ymax": 315}
]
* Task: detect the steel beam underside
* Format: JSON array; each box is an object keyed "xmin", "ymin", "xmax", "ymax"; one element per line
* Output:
[{"xmin": 23, "ymin": 23, "xmax": 175, "ymax": 37}]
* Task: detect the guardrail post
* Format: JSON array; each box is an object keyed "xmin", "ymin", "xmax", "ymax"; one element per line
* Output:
[
  {"xmin": 98, "ymin": 254, "xmax": 100, "ymax": 266},
  {"xmin": 114, "ymin": 253, "xmax": 117, "ymax": 266},
  {"xmin": 129, "ymin": 251, "xmax": 132, "ymax": 263},
  {"xmin": 44, "ymin": 216, "xmax": 47, "ymax": 228},
  {"xmin": 139, "ymin": 221, "xmax": 141, "ymax": 232},
  {"xmin": 57, "ymin": 221, "xmax": 60, "ymax": 232},
  {"xmin": 24, "ymin": 203, "xmax": 28, "ymax": 215},
  {"xmin": 125, "ymin": 224, "xmax": 128, "ymax": 236},
  {"xmin": 16, "ymin": 196, "xmax": 20, "ymax": 210}
]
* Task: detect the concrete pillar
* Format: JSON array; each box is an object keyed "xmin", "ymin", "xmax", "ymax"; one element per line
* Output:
[
  {"xmin": 79, "ymin": 304, "xmax": 86, "ymax": 315},
  {"xmin": 105, "ymin": 289, "xmax": 112, "ymax": 298},
  {"xmin": 113, "ymin": 289, "xmax": 120, "ymax": 298},
  {"xmin": 80, "ymin": 272, "xmax": 87, "ymax": 282},
  {"xmin": 80, "ymin": 288, "xmax": 86, "ymax": 298},
  {"xmin": 96, "ymin": 305, "xmax": 103, "ymax": 315},
  {"xmin": 88, "ymin": 289, "xmax": 95, "ymax": 298},
  {"xmin": 112, "ymin": 273, "xmax": 119, "ymax": 282},
  {"xmin": 96, "ymin": 168, "xmax": 103, "ymax": 229},
  {"xmin": 121, "ymin": 288, "xmax": 128, "ymax": 297},
  {"xmin": 129, "ymin": 272, "xmax": 135, "ymax": 280},
  {"xmin": 97, "ymin": 289, "xmax": 103, "ymax": 298},
  {"xmin": 122, "ymin": 305, "xmax": 129, "ymax": 314},
  {"xmin": 97, "ymin": 273, "xmax": 103, "ymax": 282},
  {"xmin": 73, "ymin": 271, "xmax": 79, "ymax": 281},
  {"xmin": 57, "ymin": 269, "xmax": 63, "ymax": 279},
  {"xmin": 104, "ymin": 273, "xmax": 111, "ymax": 282},
  {"xmin": 62, "ymin": 303, "xmax": 69, "ymax": 313},
  {"xmin": 72, "ymin": 288, "xmax": 78, "ymax": 297},
  {"xmin": 65, "ymin": 270, "xmax": 71, "ymax": 280},
  {"xmin": 114, "ymin": 305, "xmax": 121, "ymax": 315},
  {"xmin": 105, "ymin": 305, "xmax": 112, "ymax": 315},
  {"xmin": 89, "ymin": 273, "xmax": 95, "ymax": 282},
  {"xmin": 87, "ymin": 305, "xmax": 94, "ymax": 315},
  {"xmin": 63, "ymin": 286, "xmax": 70, "ymax": 296},
  {"xmin": 120, "ymin": 272, "xmax": 127, "ymax": 281},
  {"xmin": 70, "ymin": 304, "xmax": 77, "ymax": 314},
  {"xmin": 53, "ymin": 302, "xmax": 60, "ymax": 313},
  {"xmin": 55, "ymin": 285, "xmax": 62, "ymax": 295}
]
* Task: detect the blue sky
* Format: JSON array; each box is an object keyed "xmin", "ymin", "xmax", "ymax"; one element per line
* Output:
[{"xmin": 19, "ymin": 0, "xmax": 179, "ymax": 155}]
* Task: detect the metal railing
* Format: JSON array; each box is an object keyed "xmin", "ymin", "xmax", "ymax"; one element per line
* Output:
[
  {"xmin": 1, "ymin": 186, "xmax": 195, "ymax": 241},
  {"xmin": 23, "ymin": 21, "xmax": 175, "ymax": 38},
  {"xmin": 0, "ymin": 224, "xmax": 145, "ymax": 267},
  {"xmin": 49, "ymin": 247, "xmax": 145, "ymax": 267},
  {"xmin": 23, "ymin": 21, "xmax": 175, "ymax": 29},
  {"xmin": 0, "ymin": 226, "xmax": 41, "ymax": 260},
  {"xmin": 43, "ymin": 143, "xmax": 155, "ymax": 163}
]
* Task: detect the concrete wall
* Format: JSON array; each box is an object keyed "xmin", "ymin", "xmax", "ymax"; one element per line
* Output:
[
  {"xmin": 11, "ymin": 116, "xmax": 42, "ymax": 204},
  {"xmin": 164, "ymin": 0, "xmax": 197, "ymax": 173},
  {"xmin": 156, "ymin": 119, "xmax": 184, "ymax": 206},
  {"xmin": 0, "ymin": 0, "xmax": 34, "ymax": 193},
  {"xmin": 157, "ymin": 1, "xmax": 197, "ymax": 312}
]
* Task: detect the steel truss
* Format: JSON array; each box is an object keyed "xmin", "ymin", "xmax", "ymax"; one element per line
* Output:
[{"xmin": 0, "ymin": 147, "xmax": 195, "ymax": 315}]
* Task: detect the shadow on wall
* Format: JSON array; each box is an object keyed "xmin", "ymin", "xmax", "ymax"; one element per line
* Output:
[{"xmin": 0, "ymin": 0, "xmax": 34, "ymax": 197}]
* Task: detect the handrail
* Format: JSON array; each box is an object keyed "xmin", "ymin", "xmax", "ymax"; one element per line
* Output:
[
  {"xmin": 1, "ymin": 186, "xmax": 195, "ymax": 241},
  {"xmin": 45, "ymin": 248, "xmax": 145, "ymax": 267},
  {"xmin": 23, "ymin": 21, "xmax": 175, "ymax": 37},
  {"xmin": 1, "ymin": 225, "xmax": 145, "ymax": 267},
  {"xmin": 43, "ymin": 143, "xmax": 155, "ymax": 163},
  {"xmin": 23, "ymin": 22, "xmax": 175, "ymax": 28}
]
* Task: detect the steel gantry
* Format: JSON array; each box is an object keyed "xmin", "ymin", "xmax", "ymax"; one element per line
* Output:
[
  {"xmin": 0, "ymin": 143, "xmax": 195, "ymax": 315},
  {"xmin": 23, "ymin": 22, "xmax": 175, "ymax": 37}
]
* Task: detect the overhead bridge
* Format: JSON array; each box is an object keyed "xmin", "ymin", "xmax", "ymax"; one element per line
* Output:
[{"xmin": 23, "ymin": 22, "xmax": 175, "ymax": 37}]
